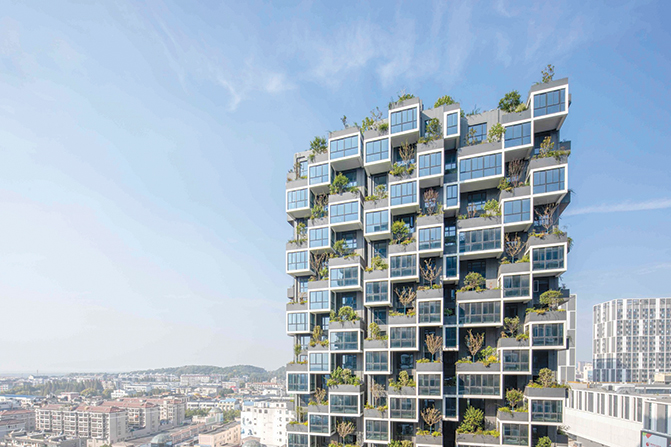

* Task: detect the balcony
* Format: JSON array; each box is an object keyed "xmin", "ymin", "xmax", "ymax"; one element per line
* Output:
[
  {"xmin": 527, "ymin": 233, "xmax": 568, "ymax": 248},
  {"xmin": 498, "ymin": 262, "xmax": 530, "ymax": 276},
  {"xmin": 329, "ymin": 319, "xmax": 365, "ymax": 331},
  {"xmin": 364, "ymin": 269, "xmax": 389, "ymax": 281},
  {"xmin": 501, "ymin": 108, "xmax": 532, "ymax": 124},
  {"xmin": 530, "ymin": 78, "xmax": 569, "ymax": 132},
  {"xmin": 456, "ymin": 288, "xmax": 501, "ymax": 302},
  {"xmin": 307, "ymin": 404, "xmax": 329, "ymax": 414},
  {"xmin": 523, "ymin": 386, "xmax": 567, "ymax": 399},
  {"xmin": 388, "ymin": 314, "xmax": 417, "ymax": 325},
  {"xmin": 363, "ymin": 135, "xmax": 392, "ymax": 175},
  {"xmin": 456, "ymin": 362, "xmax": 501, "ymax": 373},
  {"xmin": 456, "ymin": 433, "xmax": 499, "ymax": 445},
  {"xmin": 307, "ymin": 279, "xmax": 329, "ymax": 290},
  {"xmin": 329, "ymin": 384, "xmax": 365, "ymax": 393},
  {"xmin": 363, "ymin": 408, "xmax": 388, "ymax": 418},
  {"xmin": 415, "ymin": 435, "xmax": 443, "ymax": 446},
  {"xmin": 417, "ymin": 288, "xmax": 443, "ymax": 300},
  {"xmin": 364, "ymin": 339, "xmax": 388, "ymax": 350},
  {"xmin": 499, "ymin": 185, "xmax": 531, "ymax": 201},
  {"xmin": 286, "ymin": 363, "xmax": 308, "ymax": 372},
  {"xmin": 364, "ymin": 197, "xmax": 389, "ymax": 211},
  {"xmin": 416, "ymin": 361, "xmax": 442, "ymax": 373},
  {"xmin": 329, "ymin": 128, "xmax": 362, "ymax": 170},
  {"xmin": 286, "ymin": 301, "xmax": 308, "ymax": 312},
  {"xmin": 497, "ymin": 337, "xmax": 530, "ymax": 348},
  {"xmin": 387, "ymin": 386, "xmax": 416, "ymax": 397},
  {"xmin": 524, "ymin": 310, "xmax": 566, "ymax": 324},
  {"xmin": 497, "ymin": 410, "xmax": 529, "ymax": 422},
  {"xmin": 417, "ymin": 215, "xmax": 443, "ymax": 228},
  {"xmin": 286, "ymin": 423, "xmax": 308, "ymax": 433},
  {"xmin": 389, "ymin": 241, "xmax": 417, "ymax": 255},
  {"xmin": 457, "ymin": 215, "xmax": 501, "ymax": 230}
]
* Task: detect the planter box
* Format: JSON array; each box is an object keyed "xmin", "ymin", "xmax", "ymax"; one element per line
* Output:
[
  {"xmin": 499, "ymin": 185, "xmax": 531, "ymax": 200},
  {"xmin": 456, "ymin": 433, "xmax": 499, "ymax": 445},
  {"xmin": 364, "ymin": 339, "xmax": 388, "ymax": 349},
  {"xmin": 456, "ymin": 288, "xmax": 501, "ymax": 301},
  {"xmin": 286, "ymin": 302, "xmax": 308, "ymax": 312},
  {"xmin": 309, "ymin": 151, "xmax": 328, "ymax": 164},
  {"xmin": 416, "ymin": 139, "xmax": 444, "ymax": 154},
  {"xmin": 444, "ymin": 315, "xmax": 457, "ymax": 325},
  {"xmin": 329, "ymin": 255, "xmax": 364, "ymax": 268},
  {"xmin": 307, "ymin": 343, "xmax": 329, "ymax": 352},
  {"xmin": 387, "ymin": 386, "xmax": 416, "ymax": 396},
  {"xmin": 524, "ymin": 310, "xmax": 567, "ymax": 324},
  {"xmin": 499, "ymin": 262, "xmax": 530, "ymax": 275},
  {"xmin": 363, "ymin": 126, "xmax": 389, "ymax": 140},
  {"xmin": 329, "ymin": 190, "xmax": 362, "ymax": 205},
  {"xmin": 308, "ymin": 217, "xmax": 328, "ymax": 227},
  {"xmin": 417, "ymin": 214, "xmax": 443, "ymax": 227},
  {"xmin": 415, "ymin": 435, "xmax": 442, "ymax": 445},
  {"xmin": 456, "ymin": 362, "xmax": 501, "ymax": 373},
  {"xmin": 329, "ymin": 320, "xmax": 365, "ymax": 331},
  {"xmin": 364, "ymin": 197, "xmax": 389, "ymax": 210},
  {"xmin": 528, "ymin": 233, "xmax": 568, "ymax": 247},
  {"xmin": 307, "ymin": 404, "xmax": 329, "ymax": 414},
  {"xmin": 417, "ymin": 288, "xmax": 443, "ymax": 300},
  {"xmin": 389, "ymin": 241, "xmax": 417, "ymax": 254},
  {"xmin": 457, "ymin": 215, "xmax": 501, "ymax": 230},
  {"xmin": 286, "ymin": 177, "xmax": 308, "ymax": 189},
  {"xmin": 286, "ymin": 423, "xmax": 308, "ymax": 433},
  {"xmin": 415, "ymin": 362, "xmax": 442, "ymax": 372},
  {"xmin": 389, "ymin": 96, "xmax": 421, "ymax": 110},
  {"xmin": 501, "ymin": 108, "xmax": 532, "ymax": 124},
  {"xmin": 286, "ymin": 240, "xmax": 307, "ymax": 251},
  {"xmin": 497, "ymin": 410, "xmax": 529, "ymax": 422},
  {"xmin": 528, "ymin": 155, "xmax": 568, "ymax": 172},
  {"xmin": 524, "ymin": 386, "xmax": 567, "ymax": 399},
  {"xmin": 458, "ymin": 140, "xmax": 502, "ymax": 158},
  {"xmin": 363, "ymin": 408, "xmax": 387, "ymax": 418},
  {"xmin": 388, "ymin": 314, "xmax": 417, "ymax": 325},
  {"xmin": 497, "ymin": 338, "xmax": 530, "ymax": 348},
  {"xmin": 389, "ymin": 170, "xmax": 418, "ymax": 183},
  {"xmin": 364, "ymin": 269, "xmax": 389, "ymax": 281},
  {"xmin": 308, "ymin": 279, "xmax": 329, "ymax": 290},
  {"xmin": 286, "ymin": 363, "xmax": 308, "ymax": 372},
  {"xmin": 329, "ymin": 384, "xmax": 364, "ymax": 394}
]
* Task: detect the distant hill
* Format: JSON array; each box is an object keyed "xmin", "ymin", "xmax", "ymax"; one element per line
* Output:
[{"xmin": 130, "ymin": 364, "xmax": 285, "ymax": 381}]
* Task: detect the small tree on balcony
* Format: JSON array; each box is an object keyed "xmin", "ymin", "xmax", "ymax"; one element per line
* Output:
[
  {"xmin": 536, "ymin": 436, "xmax": 552, "ymax": 447},
  {"xmin": 503, "ymin": 316, "xmax": 521, "ymax": 338},
  {"xmin": 506, "ymin": 388, "xmax": 524, "ymax": 410},
  {"xmin": 487, "ymin": 123, "xmax": 505, "ymax": 143},
  {"xmin": 465, "ymin": 329, "xmax": 485, "ymax": 360},
  {"xmin": 395, "ymin": 287, "xmax": 416, "ymax": 314},
  {"xmin": 421, "ymin": 406, "xmax": 442, "ymax": 433},
  {"xmin": 541, "ymin": 64, "xmax": 555, "ymax": 83},
  {"xmin": 466, "ymin": 201, "xmax": 478, "ymax": 218},
  {"xmin": 311, "ymin": 194, "xmax": 328, "ymax": 219},
  {"xmin": 534, "ymin": 203, "xmax": 558, "ymax": 235},
  {"xmin": 330, "ymin": 172, "xmax": 352, "ymax": 195},
  {"xmin": 462, "ymin": 272, "xmax": 486, "ymax": 291},
  {"xmin": 336, "ymin": 420, "xmax": 356, "ymax": 444},
  {"xmin": 293, "ymin": 344, "xmax": 302, "ymax": 362},
  {"xmin": 399, "ymin": 140, "xmax": 415, "ymax": 167},
  {"xmin": 425, "ymin": 333, "xmax": 443, "ymax": 362},
  {"xmin": 536, "ymin": 368, "xmax": 556, "ymax": 388},
  {"xmin": 505, "ymin": 233, "xmax": 526, "ymax": 263},
  {"xmin": 456, "ymin": 405, "xmax": 484, "ymax": 434},
  {"xmin": 508, "ymin": 158, "xmax": 526, "ymax": 187},
  {"xmin": 498, "ymin": 90, "xmax": 522, "ymax": 113},
  {"xmin": 311, "ymin": 326, "xmax": 323, "ymax": 346},
  {"xmin": 540, "ymin": 290, "xmax": 564, "ymax": 310},
  {"xmin": 420, "ymin": 259, "xmax": 442, "ymax": 288},
  {"xmin": 422, "ymin": 188, "xmax": 440, "ymax": 215},
  {"xmin": 391, "ymin": 221, "xmax": 410, "ymax": 244},
  {"xmin": 313, "ymin": 388, "xmax": 327, "ymax": 405},
  {"xmin": 310, "ymin": 252, "xmax": 329, "ymax": 280},
  {"xmin": 419, "ymin": 118, "xmax": 442, "ymax": 144},
  {"xmin": 371, "ymin": 382, "xmax": 385, "ymax": 408},
  {"xmin": 434, "ymin": 95, "xmax": 455, "ymax": 107}
]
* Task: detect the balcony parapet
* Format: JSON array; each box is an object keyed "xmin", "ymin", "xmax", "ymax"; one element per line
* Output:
[
  {"xmin": 524, "ymin": 386, "xmax": 567, "ymax": 399},
  {"xmin": 389, "ymin": 241, "xmax": 417, "ymax": 255},
  {"xmin": 457, "ymin": 216, "xmax": 501, "ymax": 230},
  {"xmin": 499, "ymin": 185, "xmax": 531, "ymax": 200},
  {"xmin": 524, "ymin": 310, "xmax": 567, "ymax": 324},
  {"xmin": 456, "ymin": 362, "xmax": 501, "ymax": 373},
  {"xmin": 456, "ymin": 289, "xmax": 501, "ymax": 302}
]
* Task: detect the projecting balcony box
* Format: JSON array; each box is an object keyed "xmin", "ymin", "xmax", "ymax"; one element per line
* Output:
[
  {"xmin": 530, "ymin": 78, "xmax": 569, "ymax": 133},
  {"xmin": 329, "ymin": 384, "xmax": 365, "ymax": 394},
  {"xmin": 389, "ymin": 241, "xmax": 417, "ymax": 255},
  {"xmin": 417, "ymin": 214, "xmax": 443, "ymax": 228},
  {"xmin": 286, "ymin": 187, "xmax": 311, "ymax": 219},
  {"xmin": 417, "ymin": 148, "xmax": 444, "ymax": 189},
  {"xmin": 456, "ymin": 362, "xmax": 501, "ymax": 373},
  {"xmin": 456, "ymin": 433, "xmax": 500, "ymax": 445},
  {"xmin": 286, "ymin": 301, "xmax": 308, "ymax": 312},
  {"xmin": 329, "ymin": 261, "xmax": 363, "ymax": 291},
  {"xmin": 329, "ymin": 319, "xmax": 366, "ymax": 331},
  {"xmin": 286, "ymin": 363, "xmax": 308, "ymax": 372},
  {"xmin": 524, "ymin": 386, "xmax": 567, "ymax": 399},
  {"xmin": 458, "ymin": 143, "xmax": 504, "ymax": 193},
  {"xmin": 363, "ymin": 339, "xmax": 388, "ymax": 350},
  {"xmin": 456, "ymin": 288, "xmax": 501, "ymax": 302},
  {"xmin": 364, "ymin": 197, "xmax": 389, "ymax": 211},
  {"xmin": 528, "ymin": 241, "xmax": 568, "ymax": 277},
  {"xmin": 501, "ymin": 108, "xmax": 532, "ymax": 125},
  {"xmin": 329, "ymin": 128, "xmax": 362, "ymax": 170},
  {"xmin": 417, "ymin": 288, "xmax": 443, "ymax": 300},
  {"xmin": 497, "ymin": 337, "xmax": 530, "ymax": 349},
  {"xmin": 308, "ymin": 279, "xmax": 329, "ymax": 290},
  {"xmin": 389, "ymin": 179, "xmax": 420, "ymax": 216},
  {"xmin": 388, "ymin": 314, "xmax": 417, "ymax": 325},
  {"xmin": 457, "ymin": 215, "xmax": 501, "ymax": 230},
  {"xmin": 389, "ymin": 97, "xmax": 421, "ymax": 146},
  {"xmin": 499, "ymin": 185, "xmax": 531, "ymax": 201},
  {"xmin": 364, "ymin": 269, "xmax": 389, "ymax": 281},
  {"xmin": 415, "ymin": 361, "xmax": 442, "ymax": 373},
  {"xmin": 286, "ymin": 176, "xmax": 308, "ymax": 190},
  {"xmin": 414, "ymin": 434, "xmax": 443, "ymax": 446},
  {"xmin": 286, "ymin": 423, "xmax": 308, "ymax": 433},
  {"xmin": 364, "ymin": 209, "xmax": 391, "ymax": 242},
  {"xmin": 307, "ymin": 404, "xmax": 329, "ymax": 414},
  {"xmin": 286, "ymin": 251, "xmax": 313, "ymax": 277},
  {"xmin": 529, "ymin": 161, "xmax": 568, "ymax": 206},
  {"xmin": 442, "ymin": 103, "xmax": 461, "ymax": 141},
  {"xmin": 524, "ymin": 310, "xmax": 566, "ymax": 325},
  {"xmin": 387, "ymin": 386, "xmax": 416, "ymax": 397},
  {"xmin": 496, "ymin": 410, "xmax": 529, "ymax": 423},
  {"xmin": 363, "ymin": 133, "xmax": 392, "ymax": 175},
  {"xmin": 363, "ymin": 408, "xmax": 388, "ymax": 419}
]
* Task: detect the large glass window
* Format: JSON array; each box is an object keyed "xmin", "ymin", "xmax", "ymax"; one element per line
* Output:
[
  {"xmin": 287, "ymin": 251, "xmax": 309, "ymax": 271},
  {"xmin": 533, "ymin": 246, "xmax": 565, "ymax": 270},
  {"xmin": 365, "ymin": 351, "xmax": 388, "ymax": 372},
  {"xmin": 330, "ymin": 136, "xmax": 359, "ymax": 159},
  {"xmin": 390, "ymin": 181, "xmax": 417, "ymax": 206},
  {"xmin": 287, "ymin": 189, "xmax": 309, "ymax": 210},
  {"xmin": 366, "ymin": 281, "xmax": 388, "ymax": 304},
  {"xmin": 390, "ymin": 327, "xmax": 416, "ymax": 349},
  {"xmin": 309, "ymin": 352, "xmax": 329, "ymax": 372},
  {"xmin": 366, "ymin": 210, "xmax": 389, "ymax": 234},
  {"xmin": 502, "ymin": 423, "xmax": 528, "ymax": 446},
  {"xmin": 365, "ymin": 420, "xmax": 388, "ymax": 441},
  {"xmin": 468, "ymin": 123, "xmax": 487, "ymax": 144},
  {"xmin": 445, "ymin": 397, "xmax": 457, "ymax": 417},
  {"xmin": 309, "ymin": 164, "xmax": 329, "ymax": 185},
  {"xmin": 309, "ymin": 414, "xmax": 329, "ymax": 434},
  {"xmin": 288, "ymin": 434, "xmax": 307, "ymax": 447},
  {"xmin": 418, "ymin": 301, "xmax": 441, "ymax": 324},
  {"xmin": 532, "ymin": 323, "xmax": 564, "ymax": 346},
  {"xmin": 331, "ymin": 267, "xmax": 359, "ymax": 288},
  {"xmin": 459, "ymin": 374, "xmax": 500, "ymax": 396},
  {"xmin": 309, "ymin": 227, "xmax": 329, "ymax": 248},
  {"xmin": 531, "ymin": 400, "xmax": 563, "ymax": 422},
  {"xmin": 389, "ymin": 398, "xmax": 416, "ymax": 419},
  {"xmin": 330, "ymin": 331, "xmax": 359, "ymax": 351},
  {"xmin": 287, "ymin": 373, "xmax": 308, "ymax": 392},
  {"xmin": 460, "ymin": 153, "xmax": 502, "ymax": 180},
  {"xmin": 466, "ymin": 192, "xmax": 487, "ymax": 214},
  {"xmin": 534, "ymin": 89, "xmax": 566, "ymax": 117},
  {"xmin": 330, "ymin": 202, "xmax": 359, "ymax": 224},
  {"xmin": 503, "ymin": 275, "xmax": 530, "ymax": 298},
  {"xmin": 444, "ymin": 327, "xmax": 457, "ymax": 349},
  {"xmin": 444, "ymin": 223, "xmax": 457, "ymax": 254},
  {"xmin": 467, "ymin": 260, "xmax": 486, "ymax": 277},
  {"xmin": 446, "ymin": 112, "xmax": 458, "ymax": 136},
  {"xmin": 390, "ymin": 255, "xmax": 416, "ymax": 278},
  {"xmin": 418, "ymin": 374, "xmax": 441, "ymax": 396},
  {"xmin": 419, "ymin": 227, "xmax": 442, "ymax": 251},
  {"xmin": 330, "ymin": 394, "xmax": 358, "ymax": 414},
  {"xmin": 444, "ymin": 256, "xmax": 457, "ymax": 278},
  {"xmin": 504, "ymin": 199, "xmax": 531, "ymax": 223},
  {"xmin": 372, "ymin": 241, "xmax": 387, "ymax": 259},
  {"xmin": 390, "ymin": 108, "xmax": 417, "ymax": 134},
  {"xmin": 372, "ymin": 308, "xmax": 387, "ymax": 326},
  {"xmin": 366, "ymin": 138, "xmax": 389, "ymax": 163},
  {"xmin": 288, "ymin": 313, "xmax": 308, "ymax": 332},
  {"xmin": 504, "ymin": 122, "xmax": 531, "ymax": 148},
  {"xmin": 337, "ymin": 231, "xmax": 358, "ymax": 250},
  {"xmin": 444, "ymin": 184, "xmax": 458, "ymax": 207},
  {"xmin": 459, "ymin": 228, "xmax": 501, "ymax": 253},
  {"xmin": 533, "ymin": 167, "xmax": 565, "ymax": 194},
  {"xmin": 459, "ymin": 302, "xmax": 501, "ymax": 325},
  {"xmin": 419, "ymin": 152, "xmax": 441, "ymax": 177},
  {"xmin": 310, "ymin": 290, "xmax": 330, "ymax": 311},
  {"xmin": 502, "ymin": 350, "xmax": 529, "ymax": 372}
]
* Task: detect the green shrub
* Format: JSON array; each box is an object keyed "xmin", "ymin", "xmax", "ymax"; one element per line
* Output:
[
  {"xmin": 419, "ymin": 118, "xmax": 442, "ymax": 144},
  {"xmin": 434, "ymin": 95, "xmax": 456, "ymax": 107},
  {"xmin": 487, "ymin": 122, "xmax": 505, "ymax": 143},
  {"xmin": 536, "ymin": 436, "xmax": 552, "ymax": 447},
  {"xmin": 462, "ymin": 272, "xmax": 486, "ymax": 291},
  {"xmin": 456, "ymin": 405, "xmax": 484, "ymax": 434},
  {"xmin": 499, "ymin": 90, "xmax": 521, "ymax": 113}
]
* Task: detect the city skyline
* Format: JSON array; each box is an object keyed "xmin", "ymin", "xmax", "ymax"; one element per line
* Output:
[{"xmin": 1, "ymin": 1, "xmax": 670, "ymax": 373}]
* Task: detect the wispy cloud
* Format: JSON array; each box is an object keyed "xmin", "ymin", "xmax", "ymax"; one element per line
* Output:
[{"xmin": 565, "ymin": 198, "xmax": 671, "ymax": 216}]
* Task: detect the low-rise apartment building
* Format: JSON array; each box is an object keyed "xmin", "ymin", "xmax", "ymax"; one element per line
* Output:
[
  {"xmin": 100, "ymin": 401, "xmax": 159, "ymax": 435},
  {"xmin": 240, "ymin": 400, "xmax": 293, "ymax": 447},
  {"xmin": 35, "ymin": 405, "xmax": 127, "ymax": 444},
  {"xmin": 0, "ymin": 432, "xmax": 82, "ymax": 447},
  {"xmin": 198, "ymin": 422, "xmax": 241, "ymax": 447},
  {"xmin": 0, "ymin": 410, "xmax": 35, "ymax": 433}
]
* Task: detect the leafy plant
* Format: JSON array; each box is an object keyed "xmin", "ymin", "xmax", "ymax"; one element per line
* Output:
[
  {"xmin": 506, "ymin": 389, "xmax": 524, "ymax": 410},
  {"xmin": 503, "ymin": 316, "xmax": 520, "ymax": 338},
  {"xmin": 537, "ymin": 368, "xmax": 556, "ymax": 388},
  {"xmin": 514, "ymin": 103, "xmax": 528, "ymax": 113},
  {"xmin": 465, "ymin": 329, "xmax": 485, "ymax": 359},
  {"xmin": 540, "ymin": 290, "xmax": 564, "ymax": 310},
  {"xmin": 498, "ymin": 177, "xmax": 513, "ymax": 192},
  {"xmin": 327, "ymin": 367, "xmax": 362, "ymax": 387},
  {"xmin": 332, "ymin": 239, "xmax": 350, "ymax": 257},
  {"xmin": 330, "ymin": 173, "xmax": 354, "ymax": 195},
  {"xmin": 309, "ymin": 136, "xmax": 328, "ymax": 161},
  {"xmin": 434, "ymin": 95, "xmax": 456, "ymax": 107},
  {"xmin": 389, "ymin": 371, "xmax": 416, "ymax": 390},
  {"xmin": 311, "ymin": 194, "xmax": 329, "ymax": 219},
  {"xmin": 421, "ymin": 406, "xmax": 442, "ymax": 433},
  {"xmin": 388, "ymin": 90, "xmax": 415, "ymax": 109},
  {"xmin": 536, "ymin": 437, "xmax": 552, "ymax": 447},
  {"xmin": 504, "ymin": 233, "xmax": 526, "ymax": 263},
  {"xmin": 378, "ymin": 122, "xmax": 389, "ymax": 132},
  {"xmin": 394, "ymin": 287, "xmax": 416, "ymax": 314},
  {"xmin": 541, "ymin": 64, "xmax": 555, "ymax": 83},
  {"xmin": 365, "ymin": 184, "xmax": 388, "ymax": 201},
  {"xmin": 335, "ymin": 420, "xmax": 356, "ymax": 444},
  {"xmin": 499, "ymin": 90, "xmax": 522, "ymax": 113},
  {"xmin": 368, "ymin": 323, "xmax": 387, "ymax": 341},
  {"xmin": 419, "ymin": 118, "xmax": 442, "ymax": 144},
  {"xmin": 293, "ymin": 344, "xmax": 303, "ymax": 362},
  {"xmin": 456, "ymin": 405, "xmax": 484, "ymax": 434},
  {"xmin": 370, "ymin": 255, "xmax": 388, "ymax": 271},
  {"xmin": 516, "ymin": 254, "xmax": 530, "ymax": 263},
  {"xmin": 313, "ymin": 388, "xmax": 327, "ymax": 405},
  {"xmin": 482, "ymin": 199, "xmax": 501, "ymax": 217},
  {"xmin": 422, "ymin": 188, "xmax": 440, "ymax": 215},
  {"xmin": 487, "ymin": 122, "xmax": 505, "ymax": 143},
  {"xmin": 462, "ymin": 272, "xmax": 486, "ymax": 291},
  {"xmin": 391, "ymin": 221, "xmax": 410, "ymax": 244},
  {"xmin": 515, "ymin": 332, "xmax": 529, "ymax": 341},
  {"xmin": 425, "ymin": 333, "xmax": 443, "ymax": 362},
  {"xmin": 420, "ymin": 259, "xmax": 442, "ymax": 288}
]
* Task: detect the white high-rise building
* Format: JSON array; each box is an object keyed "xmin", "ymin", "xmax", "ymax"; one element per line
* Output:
[
  {"xmin": 241, "ymin": 399, "xmax": 294, "ymax": 447},
  {"xmin": 593, "ymin": 297, "xmax": 671, "ymax": 383}
]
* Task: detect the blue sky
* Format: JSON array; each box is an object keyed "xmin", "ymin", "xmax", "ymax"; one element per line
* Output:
[{"xmin": 0, "ymin": 0, "xmax": 669, "ymax": 373}]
